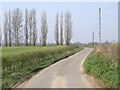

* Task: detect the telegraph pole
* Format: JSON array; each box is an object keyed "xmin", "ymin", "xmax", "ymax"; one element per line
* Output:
[
  {"xmin": 93, "ymin": 31, "xmax": 94, "ymax": 46},
  {"xmin": 99, "ymin": 8, "xmax": 101, "ymax": 44}
]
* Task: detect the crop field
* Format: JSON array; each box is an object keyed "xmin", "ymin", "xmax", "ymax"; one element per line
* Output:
[
  {"xmin": 84, "ymin": 44, "xmax": 119, "ymax": 88},
  {"xmin": 2, "ymin": 45, "xmax": 83, "ymax": 88},
  {"xmin": 2, "ymin": 46, "xmax": 71, "ymax": 57}
]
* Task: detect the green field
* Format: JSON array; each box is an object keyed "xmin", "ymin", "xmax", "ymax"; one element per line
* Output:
[
  {"xmin": 2, "ymin": 46, "xmax": 69, "ymax": 57},
  {"xmin": 84, "ymin": 44, "xmax": 119, "ymax": 88},
  {"xmin": 2, "ymin": 45, "xmax": 83, "ymax": 88}
]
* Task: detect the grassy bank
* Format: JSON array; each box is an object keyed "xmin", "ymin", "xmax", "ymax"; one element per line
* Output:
[
  {"xmin": 2, "ymin": 45, "xmax": 83, "ymax": 88},
  {"xmin": 84, "ymin": 44, "xmax": 118, "ymax": 88}
]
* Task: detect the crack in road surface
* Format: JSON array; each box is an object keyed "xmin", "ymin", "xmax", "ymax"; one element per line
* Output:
[{"xmin": 17, "ymin": 48, "xmax": 98, "ymax": 88}]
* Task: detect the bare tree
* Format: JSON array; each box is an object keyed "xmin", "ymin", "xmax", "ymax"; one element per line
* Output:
[
  {"xmin": 0, "ymin": 23, "xmax": 2, "ymax": 46},
  {"xmin": 64, "ymin": 11, "xmax": 72, "ymax": 45},
  {"xmin": 55, "ymin": 13, "xmax": 59, "ymax": 45},
  {"xmin": 32, "ymin": 9, "xmax": 37, "ymax": 46},
  {"xmin": 8, "ymin": 10, "xmax": 12, "ymax": 46},
  {"xmin": 41, "ymin": 11, "xmax": 47, "ymax": 46},
  {"xmin": 4, "ymin": 12, "xmax": 8, "ymax": 47},
  {"xmin": 28, "ymin": 10, "xmax": 33, "ymax": 46},
  {"xmin": 60, "ymin": 13, "xmax": 63, "ymax": 45},
  {"xmin": 24, "ymin": 9, "xmax": 28, "ymax": 46},
  {"xmin": 12, "ymin": 8, "xmax": 23, "ymax": 46}
]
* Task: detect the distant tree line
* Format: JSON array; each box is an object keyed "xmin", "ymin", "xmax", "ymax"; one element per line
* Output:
[{"xmin": 2, "ymin": 8, "xmax": 72, "ymax": 47}]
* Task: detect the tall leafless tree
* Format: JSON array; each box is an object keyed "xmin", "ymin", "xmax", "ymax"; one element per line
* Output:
[
  {"xmin": 0, "ymin": 23, "xmax": 2, "ymax": 46},
  {"xmin": 28, "ymin": 9, "xmax": 37, "ymax": 46},
  {"xmin": 8, "ymin": 10, "xmax": 12, "ymax": 46},
  {"xmin": 60, "ymin": 13, "xmax": 63, "ymax": 45},
  {"xmin": 4, "ymin": 12, "xmax": 8, "ymax": 47},
  {"xmin": 41, "ymin": 11, "xmax": 47, "ymax": 46},
  {"xmin": 24, "ymin": 9, "xmax": 29, "ymax": 46},
  {"xmin": 64, "ymin": 11, "xmax": 72, "ymax": 45},
  {"xmin": 28, "ymin": 10, "xmax": 33, "ymax": 46},
  {"xmin": 55, "ymin": 13, "xmax": 59, "ymax": 45},
  {"xmin": 12, "ymin": 8, "xmax": 23, "ymax": 46},
  {"xmin": 32, "ymin": 9, "xmax": 37, "ymax": 46}
]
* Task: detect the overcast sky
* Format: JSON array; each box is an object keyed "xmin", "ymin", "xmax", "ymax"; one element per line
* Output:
[{"xmin": 1, "ymin": 2, "xmax": 118, "ymax": 44}]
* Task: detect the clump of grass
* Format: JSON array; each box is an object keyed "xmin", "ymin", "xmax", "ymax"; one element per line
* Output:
[
  {"xmin": 2, "ymin": 45, "xmax": 82, "ymax": 88},
  {"xmin": 84, "ymin": 51, "xmax": 118, "ymax": 88}
]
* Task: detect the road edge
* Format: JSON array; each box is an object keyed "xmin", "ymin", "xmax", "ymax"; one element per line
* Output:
[{"xmin": 80, "ymin": 48, "xmax": 102, "ymax": 88}]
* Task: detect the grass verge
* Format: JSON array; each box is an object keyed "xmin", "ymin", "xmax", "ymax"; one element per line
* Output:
[{"xmin": 84, "ymin": 51, "xmax": 118, "ymax": 88}]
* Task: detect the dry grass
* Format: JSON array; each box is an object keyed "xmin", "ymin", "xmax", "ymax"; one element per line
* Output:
[{"xmin": 95, "ymin": 44, "xmax": 118, "ymax": 59}]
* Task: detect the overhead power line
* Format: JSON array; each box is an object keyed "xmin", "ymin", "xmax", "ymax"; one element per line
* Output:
[{"xmin": 102, "ymin": 4, "xmax": 117, "ymax": 12}]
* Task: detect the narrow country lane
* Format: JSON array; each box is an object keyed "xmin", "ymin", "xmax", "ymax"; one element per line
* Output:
[{"xmin": 18, "ymin": 48, "xmax": 95, "ymax": 88}]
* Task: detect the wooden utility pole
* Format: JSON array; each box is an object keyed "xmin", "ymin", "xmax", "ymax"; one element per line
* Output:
[
  {"xmin": 99, "ymin": 8, "xmax": 101, "ymax": 44},
  {"xmin": 93, "ymin": 31, "xmax": 94, "ymax": 45}
]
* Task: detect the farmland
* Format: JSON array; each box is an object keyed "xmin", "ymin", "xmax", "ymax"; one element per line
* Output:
[
  {"xmin": 84, "ymin": 44, "xmax": 119, "ymax": 88},
  {"xmin": 2, "ymin": 46, "xmax": 72, "ymax": 57},
  {"xmin": 2, "ymin": 45, "xmax": 83, "ymax": 88},
  {"xmin": 0, "ymin": 2, "xmax": 118, "ymax": 88}
]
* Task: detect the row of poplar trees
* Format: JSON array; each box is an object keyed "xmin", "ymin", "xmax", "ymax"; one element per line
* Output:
[{"xmin": 3, "ymin": 8, "xmax": 72, "ymax": 47}]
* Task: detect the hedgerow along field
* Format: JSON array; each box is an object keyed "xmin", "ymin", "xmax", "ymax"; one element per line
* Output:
[
  {"xmin": 84, "ymin": 44, "xmax": 119, "ymax": 88},
  {"xmin": 2, "ymin": 45, "xmax": 83, "ymax": 88}
]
